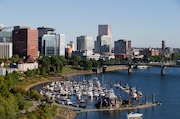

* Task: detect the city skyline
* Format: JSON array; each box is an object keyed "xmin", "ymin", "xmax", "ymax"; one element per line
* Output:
[{"xmin": 1, "ymin": 0, "xmax": 180, "ymax": 48}]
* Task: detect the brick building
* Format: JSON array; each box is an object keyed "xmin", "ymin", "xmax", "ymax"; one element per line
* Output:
[{"xmin": 12, "ymin": 26, "xmax": 38, "ymax": 58}]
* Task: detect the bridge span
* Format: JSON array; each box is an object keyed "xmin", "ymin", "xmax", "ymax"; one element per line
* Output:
[{"xmin": 93, "ymin": 62, "xmax": 179, "ymax": 75}]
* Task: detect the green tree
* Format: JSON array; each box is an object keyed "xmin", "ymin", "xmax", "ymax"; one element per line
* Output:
[
  {"xmin": 36, "ymin": 68, "xmax": 41, "ymax": 75},
  {"xmin": 80, "ymin": 60, "xmax": 92, "ymax": 70},
  {"xmin": 41, "ymin": 67, "xmax": 46, "ymax": 75},
  {"xmin": 30, "ymin": 89, "xmax": 43, "ymax": 100},
  {"xmin": 97, "ymin": 59, "xmax": 105, "ymax": 67},
  {"xmin": 42, "ymin": 56, "xmax": 51, "ymax": 73},
  {"xmin": 15, "ymin": 93, "xmax": 25, "ymax": 110},
  {"xmin": 9, "ymin": 54, "xmax": 19, "ymax": 63},
  {"xmin": 91, "ymin": 59, "xmax": 100, "ymax": 68},
  {"xmin": 52, "ymin": 66, "xmax": 57, "ymax": 73},
  {"xmin": 0, "ymin": 97, "xmax": 16, "ymax": 119},
  {"xmin": 72, "ymin": 55, "xmax": 81, "ymax": 66},
  {"xmin": 25, "ymin": 69, "xmax": 34, "ymax": 77}
]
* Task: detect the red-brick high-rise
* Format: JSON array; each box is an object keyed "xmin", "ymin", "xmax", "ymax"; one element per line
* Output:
[{"xmin": 12, "ymin": 26, "xmax": 38, "ymax": 58}]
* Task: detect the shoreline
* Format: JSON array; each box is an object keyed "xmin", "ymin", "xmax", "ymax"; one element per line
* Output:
[{"xmin": 24, "ymin": 70, "xmax": 96, "ymax": 91}]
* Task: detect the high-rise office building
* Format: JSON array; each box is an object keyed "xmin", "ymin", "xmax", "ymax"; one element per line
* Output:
[
  {"xmin": 95, "ymin": 35, "xmax": 112, "ymax": 54},
  {"xmin": 76, "ymin": 36, "xmax": 94, "ymax": 51},
  {"xmin": 98, "ymin": 25, "xmax": 112, "ymax": 36},
  {"xmin": 95, "ymin": 24, "xmax": 112, "ymax": 54},
  {"xmin": 12, "ymin": 26, "xmax": 38, "ymax": 58},
  {"xmin": 38, "ymin": 27, "xmax": 65, "ymax": 56},
  {"xmin": 59, "ymin": 34, "xmax": 65, "ymax": 56},
  {"xmin": 0, "ymin": 42, "xmax": 12, "ymax": 59},
  {"xmin": 37, "ymin": 27, "xmax": 55, "ymax": 53},
  {"xmin": 114, "ymin": 39, "xmax": 131, "ymax": 56},
  {"xmin": 41, "ymin": 34, "xmax": 57, "ymax": 56}
]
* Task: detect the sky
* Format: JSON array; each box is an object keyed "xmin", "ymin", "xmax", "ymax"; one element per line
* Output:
[{"xmin": 1, "ymin": 0, "xmax": 180, "ymax": 48}]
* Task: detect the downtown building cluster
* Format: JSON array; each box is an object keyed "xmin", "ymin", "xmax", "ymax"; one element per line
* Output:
[{"xmin": 0, "ymin": 24, "xmax": 174, "ymax": 63}]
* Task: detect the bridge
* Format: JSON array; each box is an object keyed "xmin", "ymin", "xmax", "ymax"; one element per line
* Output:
[{"xmin": 93, "ymin": 61, "xmax": 179, "ymax": 75}]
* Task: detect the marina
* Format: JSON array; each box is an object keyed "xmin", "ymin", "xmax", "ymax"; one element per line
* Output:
[
  {"xmin": 33, "ymin": 67, "xmax": 180, "ymax": 119},
  {"xmin": 38, "ymin": 69, "xmax": 161, "ymax": 116}
]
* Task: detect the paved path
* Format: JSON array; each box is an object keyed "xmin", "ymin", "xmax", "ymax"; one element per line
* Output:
[{"xmin": 21, "ymin": 101, "xmax": 41, "ymax": 113}]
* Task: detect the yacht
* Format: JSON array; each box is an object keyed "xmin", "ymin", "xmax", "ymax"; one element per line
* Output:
[{"xmin": 127, "ymin": 112, "xmax": 143, "ymax": 118}]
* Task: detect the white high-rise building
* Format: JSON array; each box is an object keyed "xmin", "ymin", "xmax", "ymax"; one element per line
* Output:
[
  {"xmin": 76, "ymin": 36, "xmax": 94, "ymax": 51},
  {"xmin": 59, "ymin": 34, "xmax": 65, "ymax": 56},
  {"xmin": 0, "ymin": 42, "xmax": 12, "ymax": 58}
]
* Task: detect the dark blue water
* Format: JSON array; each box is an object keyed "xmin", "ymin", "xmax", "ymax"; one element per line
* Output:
[{"xmin": 73, "ymin": 67, "xmax": 180, "ymax": 119}]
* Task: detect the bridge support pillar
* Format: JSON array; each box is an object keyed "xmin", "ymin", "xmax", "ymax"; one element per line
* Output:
[
  {"xmin": 128, "ymin": 65, "xmax": 132, "ymax": 74},
  {"xmin": 161, "ymin": 66, "xmax": 165, "ymax": 75}
]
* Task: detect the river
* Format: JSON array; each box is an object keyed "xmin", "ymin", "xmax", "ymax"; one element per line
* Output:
[{"xmin": 73, "ymin": 67, "xmax": 180, "ymax": 119}]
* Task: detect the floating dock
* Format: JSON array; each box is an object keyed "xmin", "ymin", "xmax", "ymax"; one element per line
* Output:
[{"xmin": 56, "ymin": 102, "xmax": 161, "ymax": 113}]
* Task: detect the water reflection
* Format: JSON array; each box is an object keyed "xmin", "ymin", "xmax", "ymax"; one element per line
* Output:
[{"xmin": 128, "ymin": 117, "xmax": 142, "ymax": 119}]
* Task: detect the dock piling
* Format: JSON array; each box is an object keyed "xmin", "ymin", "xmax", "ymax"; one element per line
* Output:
[
  {"xmin": 152, "ymin": 93, "xmax": 155, "ymax": 103},
  {"xmin": 145, "ymin": 94, "xmax": 149, "ymax": 104},
  {"xmin": 86, "ymin": 98, "xmax": 88, "ymax": 109}
]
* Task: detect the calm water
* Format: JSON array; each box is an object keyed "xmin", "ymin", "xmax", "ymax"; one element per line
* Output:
[{"xmin": 73, "ymin": 67, "xmax": 180, "ymax": 119}]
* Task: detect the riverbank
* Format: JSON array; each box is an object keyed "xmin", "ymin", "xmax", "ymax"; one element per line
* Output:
[{"xmin": 24, "ymin": 70, "xmax": 95, "ymax": 91}]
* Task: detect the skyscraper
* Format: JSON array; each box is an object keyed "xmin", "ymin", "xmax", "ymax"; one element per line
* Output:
[
  {"xmin": 38, "ymin": 27, "xmax": 65, "ymax": 56},
  {"xmin": 37, "ymin": 27, "xmax": 55, "ymax": 53},
  {"xmin": 95, "ymin": 36, "xmax": 112, "ymax": 54},
  {"xmin": 114, "ymin": 39, "xmax": 130, "ymax": 56},
  {"xmin": 76, "ymin": 36, "xmax": 94, "ymax": 51},
  {"xmin": 59, "ymin": 34, "xmax": 65, "ymax": 56},
  {"xmin": 95, "ymin": 24, "xmax": 112, "ymax": 54},
  {"xmin": 12, "ymin": 26, "xmax": 38, "ymax": 58},
  {"xmin": 98, "ymin": 25, "xmax": 112, "ymax": 36}
]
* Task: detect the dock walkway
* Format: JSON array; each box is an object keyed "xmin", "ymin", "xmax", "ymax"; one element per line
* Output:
[{"xmin": 56, "ymin": 102, "xmax": 160, "ymax": 113}]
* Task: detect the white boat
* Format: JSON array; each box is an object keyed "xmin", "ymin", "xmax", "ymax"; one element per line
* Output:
[
  {"xmin": 79, "ymin": 98, "xmax": 85, "ymax": 103},
  {"xmin": 137, "ymin": 65, "xmax": 148, "ymax": 69},
  {"xmin": 114, "ymin": 83, "xmax": 120, "ymax": 88},
  {"xmin": 66, "ymin": 99, "xmax": 72, "ymax": 105},
  {"xmin": 137, "ymin": 91, "xmax": 143, "ymax": 96},
  {"xmin": 127, "ymin": 112, "xmax": 143, "ymax": 118}
]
